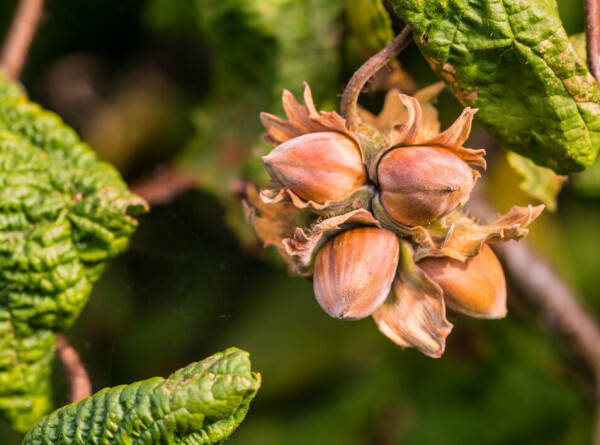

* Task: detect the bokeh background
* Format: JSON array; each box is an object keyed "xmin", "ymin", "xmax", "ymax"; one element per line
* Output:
[{"xmin": 1, "ymin": 0, "xmax": 599, "ymax": 443}]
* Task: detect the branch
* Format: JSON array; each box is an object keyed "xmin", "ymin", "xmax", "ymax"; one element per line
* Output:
[
  {"xmin": 130, "ymin": 166, "xmax": 198, "ymax": 206},
  {"xmin": 586, "ymin": 0, "xmax": 600, "ymax": 84},
  {"xmin": 469, "ymin": 196, "xmax": 600, "ymax": 395},
  {"xmin": 56, "ymin": 333, "xmax": 92, "ymax": 404},
  {"xmin": 496, "ymin": 240, "xmax": 600, "ymax": 385},
  {"xmin": 340, "ymin": 26, "xmax": 413, "ymax": 131},
  {"xmin": 0, "ymin": 0, "xmax": 45, "ymax": 81}
]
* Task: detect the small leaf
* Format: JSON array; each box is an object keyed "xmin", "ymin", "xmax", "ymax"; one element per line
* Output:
[
  {"xmin": 506, "ymin": 150, "xmax": 566, "ymax": 211},
  {"xmin": 394, "ymin": 0, "xmax": 600, "ymax": 174},
  {"xmin": 0, "ymin": 75, "xmax": 146, "ymax": 433},
  {"xmin": 23, "ymin": 348, "xmax": 261, "ymax": 444},
  {"xmin": 569, "ymin": 32, "xmax": 587, "ymax": 63}
]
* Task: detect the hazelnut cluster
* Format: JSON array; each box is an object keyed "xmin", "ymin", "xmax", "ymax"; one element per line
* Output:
[{"xmin": 244, "ymin": 83, "xmax": 542, "ymax": 357}]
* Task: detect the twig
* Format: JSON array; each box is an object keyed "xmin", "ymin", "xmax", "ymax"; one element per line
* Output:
[
  {"xmin": 586, "ymin": 0, "xmax": 600, "ymax": 84},
  {"xmin": 0, "ymin": 0, "xmax": 45, "ymax": 80},
  {"xmin": 340, "ymin": 26, "xmax": 413, "ymax": 131},
  {"xmin": 130, "ymin": 166, "xmax": 198, "ymax": 206},
  {"xmin": 469, "ymin": 196, "xmax": 600, "ymax": 396},
  {"xmin": 56, "ymin": 333, "xmax": 92, "ymax": 404},
  {"xmin": 496, "ymin": 241, "xmax": 600, "ymax": 385},
  {"xmin": 498, "ymin": 235, "xmax": 600, "ymax": 443}
]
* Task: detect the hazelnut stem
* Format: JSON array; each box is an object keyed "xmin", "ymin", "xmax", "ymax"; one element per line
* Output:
[
  {"xmin": 340, "ymin": 26, "xmax": 413, "ymax": 131},
  {"xmin": 130, "ymin": 166, "xmax": 198, "ymax": 206}
]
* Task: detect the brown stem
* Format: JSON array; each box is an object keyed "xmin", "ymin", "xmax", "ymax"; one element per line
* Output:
[
  {"xmin": 586, "ymin": 0, "xmax": 600, "ymax": 84},
  {"xmin": 470, "ymin": 197, "xmax": 600, "ymax": 396},
  {"xmin": 340, "ymin": 26, "xmax": 413, "ymax": 131},
  {"xmin": 56, "ymin": 333, "xmax": 92, "ymax": 404},
  {"xmin": 496, "ymin": 241, "xmax": 600, "ymax": 385},
  {"xmin": 0, "ymin": 0, "xmax": 45, "ymax": 80},
  {"xmin": 130, "ymin": 166, "xmax": 198, "ymax": 206}
]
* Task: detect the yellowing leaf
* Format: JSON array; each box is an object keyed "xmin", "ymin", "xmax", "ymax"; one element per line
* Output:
[{"xmin": 507, "ymin": 150, "xmax": 566, "ymax": 211}]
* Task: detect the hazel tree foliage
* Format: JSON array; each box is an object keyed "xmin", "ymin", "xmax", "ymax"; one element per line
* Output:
[
  {"xmin": 23, "ymin": 348, "xmax": 261, "ymax": 445},
  {"xmin": 0, "ymin": 75, "xmax": 147, "ymax": 433}
]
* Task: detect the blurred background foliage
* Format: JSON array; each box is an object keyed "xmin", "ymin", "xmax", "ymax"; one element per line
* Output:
[{"xmin": 0, "ymin": 0, "xmax": 598, "ymax": 443}]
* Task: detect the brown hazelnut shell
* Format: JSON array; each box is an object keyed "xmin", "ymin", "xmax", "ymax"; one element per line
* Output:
[
  {"xmin": 377, "ymin": 145, "xmax": 477, "ymax": 227},
  {"xmin": 419, "ymin": 245, "xmax": 507, "ymax": 319},
  {"xmin": 313, "ymin": 227, "xmax": 399, "ymax": 320},
  {"xmin": 262, "ymin": 132, "xmax": 367, "ymax": 203}
]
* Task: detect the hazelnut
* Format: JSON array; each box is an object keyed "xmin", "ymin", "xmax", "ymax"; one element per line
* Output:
[
  {"xmin": 263, "ymin": 132, "xmax": 367, "ymax": 203},
  {"xmin": 313, "ymin": 227, "xmax": 399, "ymax": 320},
  {"xmin": 419, "ymin": 245, "xmax": 507, "ymax": 318},
  {"xmin": 377, "ymin": 146, "xmax": 476, "ymax": 226}
]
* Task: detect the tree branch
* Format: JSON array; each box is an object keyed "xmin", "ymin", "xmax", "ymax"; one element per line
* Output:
[
  {"xmin": 469, "ymin": 196, "xmax": 600, "ymax": 395},
  {"xmin": 496, "ymin": 240, "xmax": 600, "ymax": 385},
  {"xmin": 586, "ymin": 0, "xmax": 600, "ymax": 84},
  {"xmin": 0, "ymin": 0, "xmax": 45, "ymax": 81},
  {"xmin": 130, "ymin": 166, "xmax": 198, "ymax": 206},
  {"xmin": 56, "ymin": 333, "xmax": 92, "ymax": 404},
  {"xmin": 340, "ymin": 26, "xmax": 413, "ymax": 131}
]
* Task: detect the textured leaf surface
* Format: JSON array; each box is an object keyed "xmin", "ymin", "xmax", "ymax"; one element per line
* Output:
[
  {"xmin": 23, "ymin": 348, "xmax": 261, "ymax": 445},
  {"xmin": 0, "ymin": 76, "xmax": 146, "ymax": 432},
  {"xmin": 394, "ymin": 0, "xmax": 600, "ymax": 173},
  {"xmin": 568, "ymin": 33, "xmax": 600, "ymax": 197}
]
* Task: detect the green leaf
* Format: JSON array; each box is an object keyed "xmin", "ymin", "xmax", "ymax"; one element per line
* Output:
[
  {"xmin": 393, "ymin": 0, "xmax": 600, "ymax": 174},
  {"xmin": 0, "ymin": 75, "xmax": 146, "ymax": 433},
  {"xmin": 565, "ymin": 33, "xmax": 600, "ymax": 197},
  {"xmin": 23, "ymin": 348, "xmax": 261, "ymax": 444},
  {"xmin": 346, "ymin": 0, "xmax": 395, "ymax": 55},
  {"xmin": 506, "ymin": 150, "xmax": 564, "ymax": 210}
]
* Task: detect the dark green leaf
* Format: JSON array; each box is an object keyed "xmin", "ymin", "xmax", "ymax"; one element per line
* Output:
[
  {"xmin": 0, "ymin": 76, "xmax": 146, "ymax": 433},
  {"xmin": 393, "ymin": 0, "xmax": 600, "ymax": 173},
  {"xmin": 23, "ymin": 348, "xmax": 261, "ymax": 445}
]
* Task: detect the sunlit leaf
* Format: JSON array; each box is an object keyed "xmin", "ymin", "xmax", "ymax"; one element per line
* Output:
[
  {"xmin": 0, "ymin": 76, "xmax": 146, "ymax": 433},
  {"xmin": 566, "ymin": 32, "xmax": 600, "ymax": 197},
  {"xmin": 23, "ymin": 348, "xmax": 261, "ymax": 444},
  {"xmin": 394, "ymin": 0, "xmax": 600, "ymax": 173}
]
